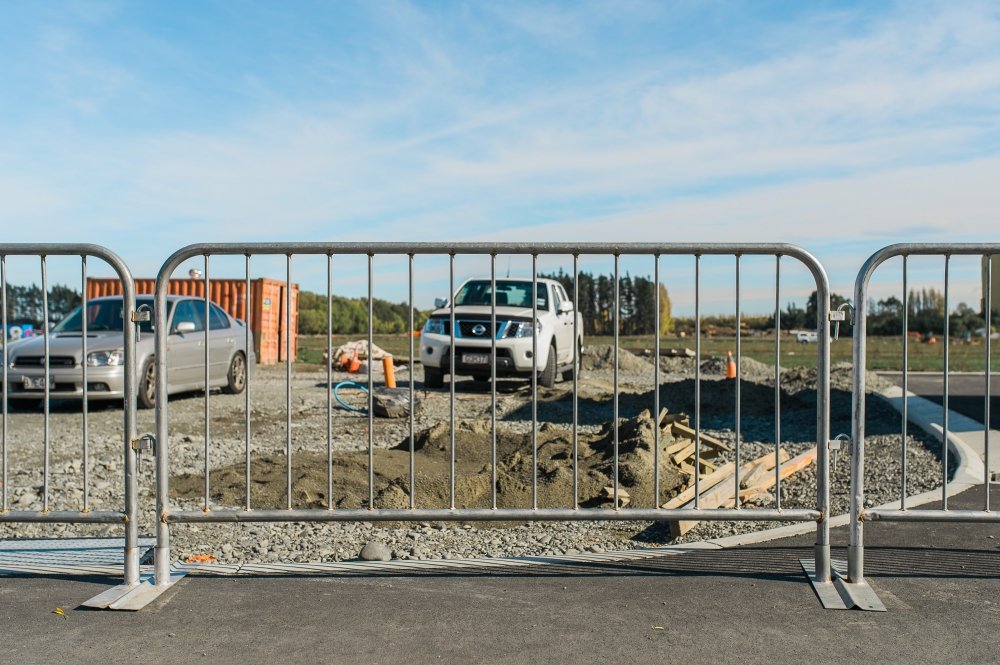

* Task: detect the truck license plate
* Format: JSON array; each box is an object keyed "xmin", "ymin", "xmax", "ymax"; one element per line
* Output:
[
  {"xmin": 22, "ymin": 376, "xmax": 54, "ymax": 390},
  {"xmin": 462, "ymin": 353, "xmax": 490, "ymax": 365}
]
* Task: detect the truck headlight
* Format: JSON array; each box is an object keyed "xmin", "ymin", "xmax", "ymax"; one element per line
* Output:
[
  {"xmin": 508, "ymin": 320, "xmax": 541, "ymax": 338},
  {"xmin": 423, "ymin": 319, "xmax": 447, "ymax": 335},
  {"xmin": 87, "ymin": 349, "xmax": 125, "ymax": 367}
]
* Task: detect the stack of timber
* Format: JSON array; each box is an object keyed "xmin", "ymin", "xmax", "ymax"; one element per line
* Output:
[{"xmin": 654, "ymin": 411, "xmax": 818, "ymax": 538}]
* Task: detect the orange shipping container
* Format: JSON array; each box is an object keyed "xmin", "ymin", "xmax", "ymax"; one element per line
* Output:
[{"xmin": 86, "ymin": 278, "xmax": 298, "ymax": 365}]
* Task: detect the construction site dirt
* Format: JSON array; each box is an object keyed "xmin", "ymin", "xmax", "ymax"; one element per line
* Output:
[{"xmin": 0, "ymin": 345, "xmax": 947, "ymax": 565}]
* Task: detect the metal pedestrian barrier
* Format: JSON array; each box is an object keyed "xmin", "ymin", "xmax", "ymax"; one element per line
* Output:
[
  {"xmin": 0, "ymin": 244, "xmax": 143, "ymax": 607},
  {"xmin": 844, "ymin": 243, "xmax": 1000, "ymax": 612},
  {"xmin": 147, "ymin": 242, "xmax": 836, "ymax": 605}
]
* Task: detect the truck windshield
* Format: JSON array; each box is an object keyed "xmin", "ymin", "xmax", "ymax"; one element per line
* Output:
[
  {"xmin": 454, "ymin": 280, "xmax": 548, "ymax": 309},
  {"xmin": 52, "ymin": 298, "xmax": 160, "ymax": 334}
]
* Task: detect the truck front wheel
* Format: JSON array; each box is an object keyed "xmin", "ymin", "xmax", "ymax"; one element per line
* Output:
[
  {"xmin": 423, "ymin": 366, "xmax": 445, "ymax": 388},
  {"xmin": 538, "ymin": 343, "xmax": 556, "ymax": 388}
]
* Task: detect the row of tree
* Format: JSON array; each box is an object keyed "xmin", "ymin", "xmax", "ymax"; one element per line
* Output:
[
  {"xmin": 1, "ymin": 282, "xmax": 990, "ymax": 338},
  {"xmin": 297, "ymin": 291, "xmax": 427, "ymax": 335},
  {"xmin": 540, "ymin": 270, "xmax": 673, "ymax": 336},
  {"xmin": 866, "ymin": 288, "xmax": 990, "ymax": 336}
]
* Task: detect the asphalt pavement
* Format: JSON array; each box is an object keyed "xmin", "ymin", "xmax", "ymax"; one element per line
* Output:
[
  {"xmin": 3, "ymin": 485, "xmax": 999, "ymax": 665},
  {"xmin": 880, "ymin": 371, "xmax": 1000, "ymax": 429}
]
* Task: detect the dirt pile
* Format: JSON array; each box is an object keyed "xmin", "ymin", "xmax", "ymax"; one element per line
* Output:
[
  {"xmin": 582, "ymin": 345, "xmax": 655, "ymax": 374},
  {"xmin": 171, "ymin": 409, "xmax": 688, "ymax": 518}
]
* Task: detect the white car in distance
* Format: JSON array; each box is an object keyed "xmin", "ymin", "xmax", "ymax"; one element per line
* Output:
[{"xmin": 420, "ymin": 277, "xmax": 584, "ymax": 388}]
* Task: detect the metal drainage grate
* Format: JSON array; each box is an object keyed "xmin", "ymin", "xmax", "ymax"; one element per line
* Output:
[{"xmin": 0, "ymin": 537, "xmax": 155, "ymax": 576}]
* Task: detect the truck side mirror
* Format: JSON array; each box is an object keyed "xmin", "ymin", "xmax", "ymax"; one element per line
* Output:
[
  {"xmin": 558, "ymin": 301, "xmax": 574, "ymax": 314},
  {"xmin": 434, "ymin": 298, "xmax": 448, "ymax": 309}
]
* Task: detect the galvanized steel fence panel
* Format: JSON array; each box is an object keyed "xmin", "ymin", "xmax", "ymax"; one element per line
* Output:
[
  {"xmin": 0, "ymin": 244, "xmax": 140, "ymax": 586},
  {"xmin": 850, "ymin": 243, "xmax": 1000, "ymax": 585},
  {"xmin": 152, "ymin": 242, "xmax": 834, "ymax": 587}
]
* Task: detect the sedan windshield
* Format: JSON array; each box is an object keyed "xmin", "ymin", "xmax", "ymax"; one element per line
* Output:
[
  {"xmin": 454, "ymin": 280, "xmax": 548, "ymax": 309},
  {"xmin": 52, "ymin": 298, "xmax": 159, "ymax": 334}
]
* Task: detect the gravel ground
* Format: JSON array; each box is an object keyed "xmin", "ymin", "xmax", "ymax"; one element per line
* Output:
[{"xmin": 0, "ymin": 346, "xmax": 947, "ymax": 564}]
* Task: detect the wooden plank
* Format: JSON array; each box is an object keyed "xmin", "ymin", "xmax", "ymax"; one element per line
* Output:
[
  {"xmin": 670, "ymin": 442, "xmax": 696, "ymax": 465},
  {"xmin": 665, "ymin": 439, "xmax": 693, "ymax": 456},
  {"xmin": 661, "ymin": 462, "xmax": 735, "ymax": 509},
  {"xmin": 670, "ymin": 422, "xmax": 731, "ymax": 452},
  {"xmin": 741, "ymin": 449, "xmax": 791, "ymax": 489},
  {"xmin": 739, "ymin": 448, "xmax": 817, "ymax": 498}
]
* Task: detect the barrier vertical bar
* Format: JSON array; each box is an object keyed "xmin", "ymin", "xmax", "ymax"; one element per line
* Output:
[
  {"xmin": 41, "ymin": 256, "xmax": 50, "ymax": 513},
  {"xmin": 81, "ymin": 257, "xmax": 90, "ymax": 512},
  {"xmin": 286, "ymin": 254, "xmax": 292, "ymax": 511},
  {"xmin": 246, "ymin": 255, "xmax": 252, "ymax": 511},
  {"xmin": 326, "ymin": 253, "xmax": 333, "ymax": 510},
  {"xmin": 155, "ymin": 257, "xmax": 171, "ymax": 586},
  {"xmin": 449, "ymin": 254, "xmax": 456, "ymax": 510},
  {"xmin": 572, "ymin": 253, "xmax": 580, "ymax": 510},
  {"xmin": 532, "ymin": 254, "xmax": 538, "ymax": 510},
  {"xmin": 815, "ymin": 257, "xmax": 832, "ymax": 585},
  {"xmin": 986, "ymin": 255, "xmax": 992, "ymax": 510},
  {"xmin": 409, "ymin": 254, "xmax": 416, "ymax": 510},
  {"xmin": 901, "ymin": 256, "xmax": 909, "ymax": 509},
  {"xmin": 490, "ymin": 253, "xmax": 497, "ymax": 510},
  {"xmin": 943, "ymin": 255, "xmax": 950, "ymax": 509},
  {"xmin": 654, "ymin": 254, "xmax": 660, "ymax": 507},
  {"xmin": 122, "ymin": 257, "xmax": 139, "ymax": 586},
  {"xmin": 367, "ymin": 253, "xmax": 374, "ymax": 510},
  {"xmin": 613, "ymin": 254, "xmax": 620, "ymax": 508},
  {"xmin": 694, "ymin": 255, "xmax": 702, "ymax": 508},
  {"xmin": 734, "ymin": 254, "xmax": 741, "ymax": 508},
  {"xmin": 774, "ymin": 255, "xmax": 781, "ymax": 509},
  {"xmin": 204, "ymin": 256, "xmax": 211, "ymax": 512}
]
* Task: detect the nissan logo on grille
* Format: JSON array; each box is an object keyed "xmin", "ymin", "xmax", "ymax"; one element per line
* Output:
[{"xmin": 471, "ymin": 324, "xmax": 487, "ymax": 336}]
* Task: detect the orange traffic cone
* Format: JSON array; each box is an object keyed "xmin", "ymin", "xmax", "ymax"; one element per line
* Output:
[{"xmin": 726, "ymin": 351, "xmax": 737, "ymax": 379}]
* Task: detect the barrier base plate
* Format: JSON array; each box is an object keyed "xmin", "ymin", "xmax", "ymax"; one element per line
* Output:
[{"xmin": 801, "ymin": 558, "xmax": 886, "ymax": 611}]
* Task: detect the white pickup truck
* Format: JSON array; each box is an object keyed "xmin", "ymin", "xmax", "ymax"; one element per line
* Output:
[{"xmin": 419, "ymin": 277, "xmax": 584, "ymax": 388}]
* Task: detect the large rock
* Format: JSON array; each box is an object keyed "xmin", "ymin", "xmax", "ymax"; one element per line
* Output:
[
  {"xmin": 359, "ymin": 541, "xmax": 392, "ymax": 562},
  {"xmin": 373, "ymin": 388, "xmax": 419, "ymax": 419}
]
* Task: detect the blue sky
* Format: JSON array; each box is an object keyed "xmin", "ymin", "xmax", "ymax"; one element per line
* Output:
[{"xmin": 1, "ymin": 1, "xmax": 998, "ymax": 313}]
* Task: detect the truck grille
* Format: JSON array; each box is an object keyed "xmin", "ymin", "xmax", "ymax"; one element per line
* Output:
[{"xmin": 456, "ymin": 320, "xmax": 502, "ymax": 338}]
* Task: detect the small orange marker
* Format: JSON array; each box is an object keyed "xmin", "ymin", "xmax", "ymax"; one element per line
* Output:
[{"xmin": 726, "ymin": 351, "xmax": 737, "ymax": 379}]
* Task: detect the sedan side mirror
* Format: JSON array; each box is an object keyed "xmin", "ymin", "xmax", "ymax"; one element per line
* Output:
[
  {"xmin": 174, "ymin": 321, "xmax": 197, "ymax": 334},
  {"xmin": 434, "ymin": 297, "xmax": 448, "ymax": 309}
]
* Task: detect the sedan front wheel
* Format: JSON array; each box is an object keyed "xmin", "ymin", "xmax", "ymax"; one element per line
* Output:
[
  {"xmin": 138, "ymin": 359, "xmax": 156, "ymax": 410},
  {"xmin": 224, "ymin": 352, "xmax": 247, "ymax": 395}
]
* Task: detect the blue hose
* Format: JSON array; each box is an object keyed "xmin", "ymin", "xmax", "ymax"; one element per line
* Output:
[{"xmin": 333, "ymin": 381, "xmax": 369, "ymax": 413}]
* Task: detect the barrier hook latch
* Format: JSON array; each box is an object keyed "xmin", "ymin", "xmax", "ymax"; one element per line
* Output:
[
  {"xmin": 132, "ymin": 434, "xmax": 155, "ymax": 474},
  {"xmin": 829, "ymin": 302, "xmax": 855, "ymax": 340},
  {"xmin": 829, "ymin": 433, "xmax": 851, "ymax": 469}
]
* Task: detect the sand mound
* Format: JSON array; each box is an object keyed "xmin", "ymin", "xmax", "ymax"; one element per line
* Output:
[{"xmin": 171, "ymin": 410, "xmax": 687, "ymax": 518}]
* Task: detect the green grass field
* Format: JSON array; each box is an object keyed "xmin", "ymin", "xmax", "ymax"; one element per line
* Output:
[{"xmin": 297, "ymin": 333, "xmax": 997, "ymax": 372}]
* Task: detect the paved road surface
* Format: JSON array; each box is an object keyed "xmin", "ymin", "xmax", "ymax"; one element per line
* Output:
[
  {"xmin": 880, "ymin": 372, "xmax": 1000, "ymax": 429},
  {"xmin": 3, "ymin": 486, "xmax": 998, "ymax": 665}
]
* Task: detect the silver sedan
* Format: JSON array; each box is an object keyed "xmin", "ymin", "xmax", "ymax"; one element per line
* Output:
[{"xmin": 2, "ymin": 295, "xmax": 255, "ymax": 408}]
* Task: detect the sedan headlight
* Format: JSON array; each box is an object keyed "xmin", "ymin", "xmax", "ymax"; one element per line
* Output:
[
  {"xmin": 507, "ymin": 320, "xmax": 541, "ymax": 338},
  {"xmin": 87, "ymin": 349, "xmax": 125, "ymax": 367},
  {"xmin": 423, "ymin": 319, "xmax": 447, "ymax": 335}
]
